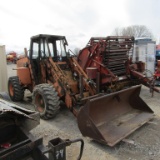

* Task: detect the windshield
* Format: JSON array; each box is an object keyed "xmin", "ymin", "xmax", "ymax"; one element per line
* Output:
[
  {"xmin": 32, "ymin": 42, "xmax": 38, "ymax": 59},
  {"xmin": 56, "ymin": 40, "xmax": 66, "ymax": 57},
  {"xmin": 30, "ymin": 37, "xmax": 67, "ymax": 59},
  {"xmin": 48, "ymin": 39, "xmax": 66, "ymax": 57}
]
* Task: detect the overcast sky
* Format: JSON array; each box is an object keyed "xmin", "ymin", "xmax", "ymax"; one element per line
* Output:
[{"xmin": 0, "ymin": 0, "xmax": 160, "ymax": 53}]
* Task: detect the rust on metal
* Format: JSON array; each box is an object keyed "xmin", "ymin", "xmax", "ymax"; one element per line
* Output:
[
  {"xmin": 77, "ymin": 85, "xmax": 154, "ymax": 146},
  {"xmin": 17, "ymin": 67, "xmax": 32, "ymax": 85}
]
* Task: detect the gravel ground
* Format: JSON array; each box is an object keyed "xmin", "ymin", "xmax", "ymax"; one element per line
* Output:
[{"xmin": 7, "ymin": 63, "xmax": 160, "ymax": 160}]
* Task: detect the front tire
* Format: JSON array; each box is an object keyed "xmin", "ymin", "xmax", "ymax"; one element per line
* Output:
[
  {"xmin": 32, "ymin": 84, "xmax": 60, "ymax": 120},
  {"xmin": 8, "ymin": 76, "xmax": 24, "ymax": 101}
]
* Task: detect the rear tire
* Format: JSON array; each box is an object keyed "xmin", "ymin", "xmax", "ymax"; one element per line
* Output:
[
  {"xmin": 8, "ymin": 76, "xmax": 24, "ymax": 101},
  {"xmin": 32, "ymin": 84, "xmax": 60, "ymax": 120}
]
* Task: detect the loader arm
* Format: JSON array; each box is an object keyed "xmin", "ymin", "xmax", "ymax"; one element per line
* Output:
[
  {"xmin": 69, "ymin": 57, "xmax": 96, "ymax": 96},
  {"xmin": 47, "ymin": 57, "xmax": 74, "ymax": 108}
]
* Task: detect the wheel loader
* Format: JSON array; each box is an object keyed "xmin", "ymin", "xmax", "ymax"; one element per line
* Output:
[{"xmin": 8, "ymin": 34, "xmax": 160, "ymax": 146}]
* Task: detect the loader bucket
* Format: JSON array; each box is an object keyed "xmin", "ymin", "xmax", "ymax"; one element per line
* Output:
[{"xmin": 77, "ymin": 85, "xmax": 154, "ymax": 146}]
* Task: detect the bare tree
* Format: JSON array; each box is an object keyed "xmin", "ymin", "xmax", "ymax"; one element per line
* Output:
[
  {"xmin": 113, "ymin": 25, "xmax": 153, "ymax": 38},
  {"xmin": 113, "ymin": 27, "xmax": 122, "ymax": 36}
]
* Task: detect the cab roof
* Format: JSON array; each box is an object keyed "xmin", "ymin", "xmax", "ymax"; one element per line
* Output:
[{"xmin": 31, "ymin": 34, "xmax": 68, "ymax": 45}]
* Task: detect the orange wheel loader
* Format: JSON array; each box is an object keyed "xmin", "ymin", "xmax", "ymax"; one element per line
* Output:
[{"xmin": 8, "ymin": 34, "xmax": 160, "ymax": 146}]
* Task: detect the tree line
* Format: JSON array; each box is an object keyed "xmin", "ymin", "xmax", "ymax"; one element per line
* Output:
[{"xmin": 112, "ymin": 25, "xmax": 153, "ymax": 38}]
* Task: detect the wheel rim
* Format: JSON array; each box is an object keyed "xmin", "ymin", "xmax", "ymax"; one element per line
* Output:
[
  {"xmin": 35, "ymin": 94, "xmax": 45, "ymax": 113},
  {"xmin": 9, "ymin": 83, "xmax": 14, "ymax": 97}
]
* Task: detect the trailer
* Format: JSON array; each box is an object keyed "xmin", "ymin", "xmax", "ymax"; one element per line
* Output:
[{"xmin": 0, "ymin": 95, "xmax": 84, "ymax": 160}]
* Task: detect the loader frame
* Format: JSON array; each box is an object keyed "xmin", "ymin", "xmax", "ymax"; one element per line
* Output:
[{"xmin": 7, "ymin": 34, "xmax": 159, "ymax": 146}]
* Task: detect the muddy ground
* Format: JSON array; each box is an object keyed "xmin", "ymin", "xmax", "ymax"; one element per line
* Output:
[{"xmin": 7, "ymin": 63, "xmax": 160, "ymax": 160}]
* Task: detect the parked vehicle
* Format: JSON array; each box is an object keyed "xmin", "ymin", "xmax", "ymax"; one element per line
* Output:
[
  {"xmin": 6, "ymin": 51, "xmax": 17, "ymax": 63},
  {"xmin": 8, "ymin": 34, "xmax": 159, "ymax": 146}
]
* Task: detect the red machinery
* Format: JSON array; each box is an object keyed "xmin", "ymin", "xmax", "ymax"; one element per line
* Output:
[
  {"xmin": 6, "ymin": 51, "xmax": 17, "ymax": 63},
  {"xmin": 78, "ymin": 36, "xmax": 160, "ymax": 93}
]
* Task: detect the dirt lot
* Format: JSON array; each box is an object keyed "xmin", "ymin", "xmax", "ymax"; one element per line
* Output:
[{"xmin": 7, "ymin": 63, "xmax": 160, "ymax": 160}]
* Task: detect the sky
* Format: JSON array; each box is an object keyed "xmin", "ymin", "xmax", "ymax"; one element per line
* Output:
[{"xmin": 0, "ymin": 0, "xmax": 160, "ymax": 53}]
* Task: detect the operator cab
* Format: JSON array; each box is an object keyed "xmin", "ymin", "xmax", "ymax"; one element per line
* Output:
[
  {"xmin": 29, "ymin": 34, "xmax": 69, "ymax": 84},
  {"xmin": 29, "ymin": 34, "xmax": 68, "ymax": 61}
]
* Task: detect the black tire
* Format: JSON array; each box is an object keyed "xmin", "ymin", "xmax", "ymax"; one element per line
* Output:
[
  {"xmin": 8, "ymin": 76, "xmax": 24, "ymax": 101},
  {"xmin": 32, "ymin": 84, "xmax": 60, "ymax": 120}
]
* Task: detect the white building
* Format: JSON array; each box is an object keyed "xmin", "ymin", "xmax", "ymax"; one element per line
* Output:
[{"xmin": 133, "ymin": 37, "xmax": 156, "ymax": 77}]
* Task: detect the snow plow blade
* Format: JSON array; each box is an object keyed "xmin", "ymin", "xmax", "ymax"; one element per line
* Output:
[{"xmin": 77, "ymin": 85, "xmax": 154, "ymax": 146}]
